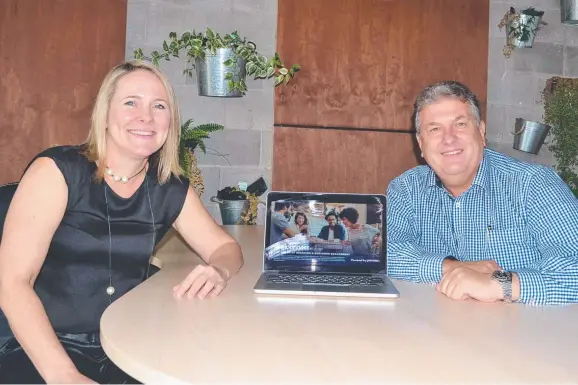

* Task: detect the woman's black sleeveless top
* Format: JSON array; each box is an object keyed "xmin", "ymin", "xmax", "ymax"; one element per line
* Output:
[{"xmin": 29, "ymin": 145, "xmax": 189, "ymax": 333}]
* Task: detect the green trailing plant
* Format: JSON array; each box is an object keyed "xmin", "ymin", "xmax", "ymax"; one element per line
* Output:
[
  {"xmin": 133, "ymin": 28, "xmax": 300, "ymax": 95},
  {"xmin": 498, "ymin": 6, "xmax": 546, "ymax": 58},
  {"xmin": 179, "ymin": 119, "xmax": 224, "ymax": 196},
  {"xmin": 541, "ymin": 77, "xmax": 578, "ymax": 197}
]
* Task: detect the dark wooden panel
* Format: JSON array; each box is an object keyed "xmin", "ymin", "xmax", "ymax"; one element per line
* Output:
[
  {"xmin": 272, "ymin": 127, "xmax": 421, "ymax": 193},
  {"xmin": 275, "ymin": 0, "xmax": 489, "ymax": 130},
  {"xmin": 0, "ymin": 0, "xmax": 127, "ymax": 185}
]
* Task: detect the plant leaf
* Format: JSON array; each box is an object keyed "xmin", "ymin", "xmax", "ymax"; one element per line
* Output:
[
  {"xmin": 257, "ymin": 69, "xmax": 267, "ymax": 78},
  {"xmin": 199, "ymin": 141, "xmax": 207, "ymax": 154},
  {"xmin": 191, "ymin": 38, "xmax": 203, "ymax": 49},
  {"xmin": 193, "ymin": 123, "xmax": 224, "ymax": 132}
]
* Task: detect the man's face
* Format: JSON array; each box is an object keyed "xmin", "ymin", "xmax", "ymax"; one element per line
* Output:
[
  {"xmin": 327, "ymin": 215, "xmax": 337, "ymax": 227},
  {"xmin": 417, "ymin": 97, "xmax": 486, "ymax": 195}
]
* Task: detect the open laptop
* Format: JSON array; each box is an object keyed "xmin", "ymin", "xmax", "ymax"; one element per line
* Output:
[{"xmin": 253, "ymin": 191, "xmax": 400, "ymax": 298}]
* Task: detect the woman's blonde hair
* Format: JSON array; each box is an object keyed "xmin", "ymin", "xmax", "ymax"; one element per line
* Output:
[{"xmin": 83, "ymin": 59, "xmax": 182, "ymax": 184}]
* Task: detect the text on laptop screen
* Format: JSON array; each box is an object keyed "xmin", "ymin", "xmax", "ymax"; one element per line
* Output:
[{"xmin": 265, "ymin": 199, "xmax": 384, "ymax": 272}]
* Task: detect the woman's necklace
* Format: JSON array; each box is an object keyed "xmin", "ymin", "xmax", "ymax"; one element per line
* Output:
[
  {"xmin": 103, "ymin": 175, "xmax": 156, "ymax": 302},
  {"xmin": 106, "ymin": 162, "xmax": 148, "ymax": 183}
]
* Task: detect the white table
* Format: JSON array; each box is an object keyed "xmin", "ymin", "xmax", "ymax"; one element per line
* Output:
[{"xmin": 101, "ymin": 226, "xmax": 578, "ymax": 384}]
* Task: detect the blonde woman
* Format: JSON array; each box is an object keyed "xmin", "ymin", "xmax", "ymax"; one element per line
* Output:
[{"xmin": 0, "ymin": 60, "xmax": 243, "ymax": 383}]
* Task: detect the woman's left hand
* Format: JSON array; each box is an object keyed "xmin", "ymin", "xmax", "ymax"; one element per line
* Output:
[{"xmin": 173, "ymin": 265, "xmax": 228, "ymax": 299}]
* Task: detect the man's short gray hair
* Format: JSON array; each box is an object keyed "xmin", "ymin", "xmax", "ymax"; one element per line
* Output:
[{"xmin": 413, "ymin": 80, "xmax": 482, "ymax": 134}]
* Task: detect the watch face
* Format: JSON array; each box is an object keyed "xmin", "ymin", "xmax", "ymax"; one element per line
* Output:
[{"xmin": 493, "ymin": 270, "xmax": 508, "ymax": 281}]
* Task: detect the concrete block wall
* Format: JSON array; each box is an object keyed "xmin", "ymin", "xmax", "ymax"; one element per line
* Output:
[
  {"xmin": 124, "ymin": 0, "xmax": 577, "ymax": 223},
  {"xmin": 125, "ymin": 0, "xmax": 276, "ymax": 223},
  {"xmin": 486, "ymin": 0, "xmax": 578, "ymax": 166}
]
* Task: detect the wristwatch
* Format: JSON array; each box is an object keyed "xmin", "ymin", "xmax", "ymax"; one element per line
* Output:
[{"xmin": 491, "ymin": 270, "xmax": 513, "ymax": 302}]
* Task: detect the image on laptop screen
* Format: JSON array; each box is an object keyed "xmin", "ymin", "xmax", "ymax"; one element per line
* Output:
[{"xmin": 265, "ymin": 197, "xmax": 385, "ymax": 273}]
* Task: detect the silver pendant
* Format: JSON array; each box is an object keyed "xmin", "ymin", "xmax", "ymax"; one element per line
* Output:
[{"xmin": 106, "ymin": 286, "xmax": 115, "ymax": 296}]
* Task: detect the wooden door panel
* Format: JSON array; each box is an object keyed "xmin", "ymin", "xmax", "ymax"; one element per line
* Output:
[
  {"xmin": 275, "ymin": 0, "xmax": 489, "ymax": 130},
  {"xmin": 0, "ymin": 0, "xmax": 127, "ymax": 185},
  {"xmin": 272, "ymin": 127, "xmax": 421, "ymax": 193}
]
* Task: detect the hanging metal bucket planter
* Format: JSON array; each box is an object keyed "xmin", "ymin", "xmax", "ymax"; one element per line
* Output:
[
  {"xmin": 511, "ymin": 118, "xmax": 551, "ymax": 155},
  {"xmin": 195, "ymin": 48, "xmax": 246, "ymax": 98},
  {"xmin": 561, "ymin": 0, "xmax": 578, "ymax": 24},
  {"xmin": 506, "ymin": 13, "xmax": 543, "ymax": 48}
]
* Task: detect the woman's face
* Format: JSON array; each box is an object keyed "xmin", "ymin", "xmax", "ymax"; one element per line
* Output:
[
  {"xmin": 296, "ymin": 215, "xmax": 305, "ymax": 225},
  {"xmin": 106, "ymin": 70, "xmax": 171, "ymax": 160}
]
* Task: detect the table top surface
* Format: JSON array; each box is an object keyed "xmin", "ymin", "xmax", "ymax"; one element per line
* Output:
[{"xmin": 100, "ymin": 226, "xmax": 578, "ymax": 384}]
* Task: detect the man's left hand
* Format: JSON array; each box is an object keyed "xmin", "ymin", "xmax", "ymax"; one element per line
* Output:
[
  {"xmin": 173, "ymin": 265, "xmax": 228, "ymax": 299},
  {"xmin": 436, "ymin": 266, "xmax": 503, "ymax": 302}
]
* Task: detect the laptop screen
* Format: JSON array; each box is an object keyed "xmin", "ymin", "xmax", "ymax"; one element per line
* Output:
[{"xmin": 264, "ymin": 192, "xmax": 386, "ymax": 274}]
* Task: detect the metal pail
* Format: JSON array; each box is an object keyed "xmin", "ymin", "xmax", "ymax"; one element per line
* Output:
[
  {"xmin": 210, "ymin": 197, "xmax": 249, "ymax": 225},
  {"xmin": 506, "ymin": 14, "xmax": 542, "ymax": 48},
  {"xmin": 561, "ymin": 0, "xmax": 578, "ymax": 25},
  {"xmin": 512, "ymin": 118, "xmax": 550, "ymax": 154},
  {"xmin": 195, "ymin": 48, "xmax": 246, "ymax": 97}
]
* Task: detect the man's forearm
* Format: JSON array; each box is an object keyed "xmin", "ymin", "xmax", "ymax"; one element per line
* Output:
[
  {"xmin": 442, "ymin": 258, "xmax": 459, "ymax": 276},
  {"xmin": 388, "ymin": 243, "xmax": 449, "ymax": 283},
  {"xmin": 513, "ymin": 265, "xmax": 578, "ymax": 305}
]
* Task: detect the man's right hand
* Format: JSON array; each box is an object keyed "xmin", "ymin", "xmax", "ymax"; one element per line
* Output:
[{"xmin": 442, "ymin": 259, "xmax": 501, "ymax": 276}]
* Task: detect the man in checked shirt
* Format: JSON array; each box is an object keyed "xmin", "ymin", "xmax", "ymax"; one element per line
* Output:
[{"xmin": 386, "ymin": 80, "xmax": 578, "ymax": 305}]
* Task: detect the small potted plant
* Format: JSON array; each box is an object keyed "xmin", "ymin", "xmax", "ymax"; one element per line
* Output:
[
  {"xmin": 178, "ymin": 118, "xmax": 224, "ymax": 197},
  {"xmin": 134, "ymin": 28, "xmax": 300, "ymax": 97},
  {"xmin": 210, "ymin": 178, "xmax": 268, "ymax": 225},
  {"xmin": 541, "ymin": 77, "xmax": 578, "ymax": 197},
  {"xmin": 498, "ymin": 6, "xmax": 547, "ymax": 58}
]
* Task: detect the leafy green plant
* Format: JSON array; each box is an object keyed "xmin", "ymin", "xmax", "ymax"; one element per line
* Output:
[
  {"xmin": 498, "ymin": 6, "xmax": 546, "ymax": 58},
  {"xmin": 133, "ymin": 28, "xmax": 300, "ymax": 95},
  {"xmin": 179, "ymin": 119, "xmax": 224, "ymax": 196},
  {"xmin": 541, "ymin": 77, "xmax": 578, "ymax": 197}
]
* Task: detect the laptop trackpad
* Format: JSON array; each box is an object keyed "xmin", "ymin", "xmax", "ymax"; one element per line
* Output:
[{"xmin": 302, "ymin": 284, "xmax": 350, "ymax": 292}]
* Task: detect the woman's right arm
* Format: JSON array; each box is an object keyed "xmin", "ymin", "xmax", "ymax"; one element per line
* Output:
[{"xmin": 0, "ymin": 157, "xmax": 94, "ymax": 383}]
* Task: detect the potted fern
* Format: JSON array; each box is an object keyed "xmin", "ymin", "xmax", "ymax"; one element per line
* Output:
[
  {"xmin": 134, "ymin": 28, "xmax": 300, "ymax": 97},
  {"xmin": 179, "ymin": 118, "xmax": 224, "ymax": 197}
]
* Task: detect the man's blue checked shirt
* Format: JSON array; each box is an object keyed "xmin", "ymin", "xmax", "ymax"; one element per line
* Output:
[{"xmin": 386, "ymin": 148, "xmax": 578, "ymax": 305}]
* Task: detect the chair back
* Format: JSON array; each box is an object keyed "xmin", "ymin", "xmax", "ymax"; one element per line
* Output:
[
  {"xmin": 0, "ymin": 182, "xmax": 18, "ymax": 243},
  {"xmin": 0, "ymin": 182, "xmax": 17, "ymax": 344}
]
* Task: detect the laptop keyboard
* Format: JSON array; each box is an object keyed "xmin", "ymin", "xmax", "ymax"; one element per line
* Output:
[{"xmin": 267, "ymin": 273, "xmax": 384, "ymax": 286}]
